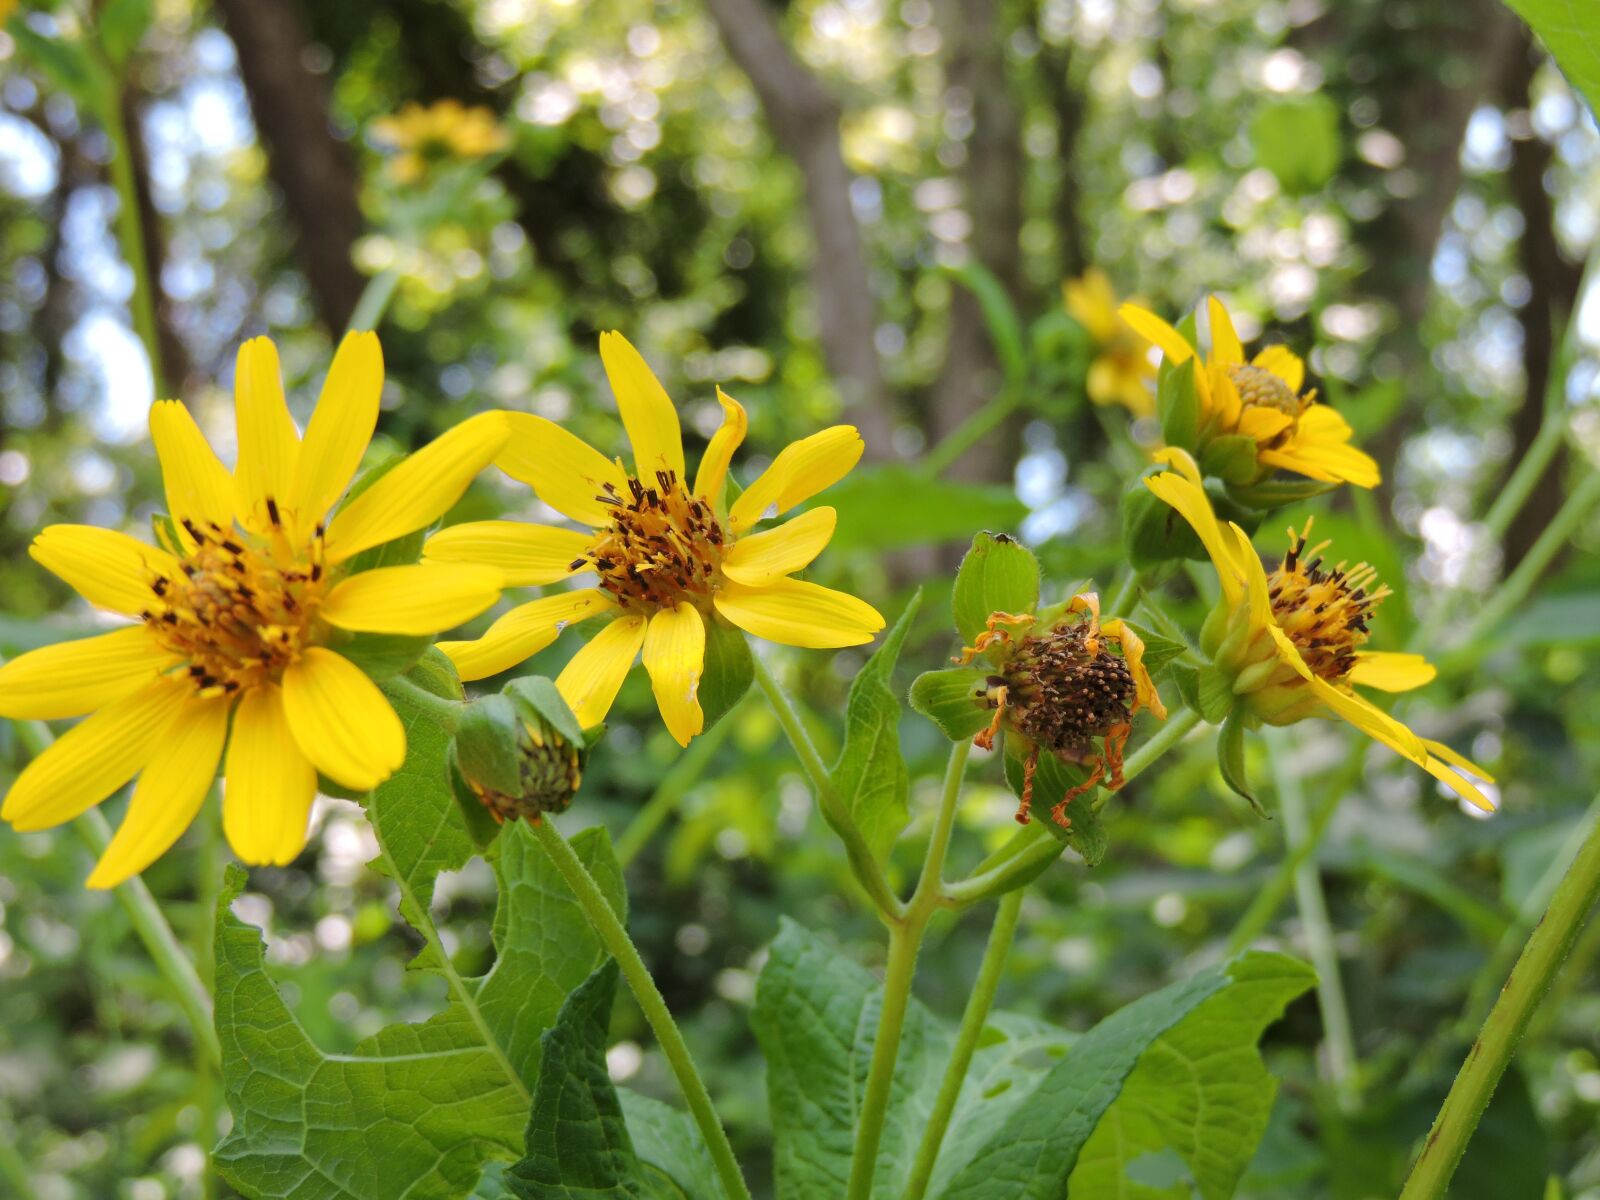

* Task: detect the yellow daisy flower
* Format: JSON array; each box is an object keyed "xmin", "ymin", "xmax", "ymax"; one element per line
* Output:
[
  {"xmin": 1145, "ymin": 448, "xmax": 1493, "ymax": 810},
  {"xmin": 1120, "ymin": 296, "xmax": 1379, "ymax": 487},
  {"xmin": 1063, "ymin": 267, "xmax": 1157, "ymax": 417},
  {"xmin": 0, "ymin": 334, "xmax": 509, "ymax": 887},
  {"xmin": 426, "ymin": 332, "xmax": 885, "ymax": 746},
  {"xmin": 372, "ymin": 99, "xmax": 509, "ymax": 184}
]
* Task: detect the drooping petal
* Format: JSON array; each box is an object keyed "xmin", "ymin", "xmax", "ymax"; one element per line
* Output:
[
  {"xmin": 693, "ymin": 387, "xmax": 748, "ymax": 503},
  {"xmin": 440, "ymin": 588, "xmax": 617, "ymax": 681},
  {"xmin": 1422, "ymin": 751, "xmax": 1497, "ymax": 813},
  {"xmin": 323, "ymin": 411, "xmax": 509, "ymax": 563},
  {"xmin": 30, "ymin": 525, "xmax": 177, "ymax": 615},
  {"xmin": 599, "ymin": 331, "xmax": 685, "ymax": 480},
  {"xmin": 1267, "ymin": 625, "xmax": 1429, "ymax": 765},
  {"xmin": 285, "ymin": 331, "xmax": 382, "ymax": 540},
  {"xmin": 232, "ymin": 337, "xmax": 301, "ymax": 533},
  {"xmin": 1206, "ymin": 296, "xmax": 1244, "ymax": 365},
  {"xmin": 1143, "ymin": 453, "xmax": 1244, "ymax": 606},
  {"xmin": 0, "ymin": 626, "xmax": 175, "ymax": 720},
  {"xmin": 728, "ymin": 426, "xmax": 864, "ymax": 533},
  {"xmin": 497, "ymin": 413, "xmax": 631, "ymax": 528},
  {"xmin": 642, "ymin": 602, "xmax": 705, "ymax": 747},
  {"xmin": 319, "ymin": 563, "xmax": 503, "ymax": 635},
  {"xmin": 87, "ymin": 692, "xmax": 230, "ymax": 888},
  {"xmin": 1421, "ymin": 737, "xmax": 1495, "ymax": 783},
  {"xmin": 1117, "ymin": 303, "xmax": 1195, "ymax": 365},
  {"xmin": 423, "ymin": 520, "xmax": 594, "ymax": 586},
  {"xmin": 280, "ymin": 647, "xmax": 405, "ymax": 791},
  {"xmin": 1252, "ymin": 344, "xmax": 1305, "ymax": 392},
  {"xmin": 713, "ymin": 578, "xmax": 884, "ymax": 649},
  {"xmin": 721, "ymin": 507, "xmax": 837, "ymax": 585},
  {"xmin": 223, "ymin": 684, "xmax": 319, "ymax": 866},
  {"xmin": 1348, "ymin": 651, "xmax": 1437, "ymax": 693},
  {"xmin": 1, "ymin": 675, "xmax": 187, "ymax": 831},
  {"xmin": 1227, "ymin": 521, "xmax": 1276, "ymax": 633},
  {"xmin": 149, "ymin": 400, "xmax": 235, "ymax": 532},
  {"xmin": 555, "ymin": 613, "xmax": 648, "ymax": 729},
  {"xmin": 1100, "ymin": 618, "xmax": 1167, "ymax": 721}
]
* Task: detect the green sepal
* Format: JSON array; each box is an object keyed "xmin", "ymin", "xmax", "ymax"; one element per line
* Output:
[
  {"xmin": 909, "ymin": 667, "xmax": 992, "ymax": 742},
  {"xmin": 698, "ymin": 612, "xmax": 754, "ymax": 733},
  {"xmin": 326, "ymin": 630, "xmax": 434, "ymax": 680},
  {"xmin": 337, "ymin": 455, "xmax": 429, "ymax": 575},
  {"xmin": 453, "ymin": 693, "xmax": 526, "ymax": 798},
  {"xmin": 953, "ymin": 532, "xmax": 1041, "ymax": 644},
  {"xmin": 407, "ymin": 646, "xmax": 467, "ymax": 701},
  {"xmin": 1122, "ymin": 472, "xmax": 1204, "ymax": 570},
  {"xmin": 1171, "ymin": 663, "xmax": 1201, "ymax": 713},
  {"xmin": 505, "ymin": 675, "xmax": 586, "ymax": 749},
  {"xmin": 152, "ymin": 512, "xmax": 184, "ymax": 556},
  {"xmin": 1157, "ymin": 359, "xmax": 1200, "ymax": 450},
  {"xmin": 1196, "ymin": 665, "xmax": 1237, "ymax": 724},
  {"xmin": 1000, "ymin": 736, "xmax": 1109, "ymax": 867},
  {"xmin": 1200, "ymin": 434, "xmax": 1261, "ymax": 485},
  {"xmin": 445, "ymin": 741, "xmax": 506, "ymax": 851},
  {"xmin": 1224, "ymin": 475, "xmax": 1341, "ymax": 511},
  {"xmin": 1218, "ymin": 706, "xmax": 1266, "ymax": 817}
]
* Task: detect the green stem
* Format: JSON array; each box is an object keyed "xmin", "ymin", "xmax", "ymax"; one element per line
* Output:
[
  {"xmin": 923, "ymin": 393, "xmax": 1019, "ymax": 479},
  {"xmin": 1270, "ymin": 729, "xmax": 1359, "ymax": 1112},
  {"xmin": 1481, "ymin": 416, "xmax": 1566, "ymax": 545},
  {"xmin": 346, "ymin": 267, "xmax": 401, "ymax": 334},
  {"xmin": 384, "ymin": 674, "xmax": 465, "ymax": 729},
  {"xmin": 1399, "ymin": 799, "xmax": 1600, "ymax": 1199},
  {"xmin": 1105, "ymin": 568, "xmax": 1142, "ymax": 617},
  {"xmin": 531, "ymin": 818, "xmax": 752, "ymax": 1200},
  {"xmin": 901, "ymin": 887, "xmax": 1023, "ymax": 1200},
  {"xmin": 96, "ymin": 80, "xmax": 164, "ymax": 396},
  {"xmin": 751, "ymin": 652, "xmax": 903, "ymax": 920},
  {"xmin": 847, "ymin": 739, "xmax": 970, "ymax": 1200},
  {"xmin": 615, "ymin": 701, "xmax": 741, "ymax": 869}
]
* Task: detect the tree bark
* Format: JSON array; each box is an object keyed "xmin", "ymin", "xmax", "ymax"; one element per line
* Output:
[
  {"xmin": 214, "ymin": 0, "xmax": 366, "ymax": 333},
  {"xmin": 702, "ymin": 0, "xmax": 897, "ymax": 457},
  {"xmin": 120, "ymin": 80, "xmax": 193, "ymax": 397}
]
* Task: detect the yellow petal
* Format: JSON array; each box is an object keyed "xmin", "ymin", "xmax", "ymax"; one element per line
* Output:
[
  {"xmin": 2, "ymin": 676, "xmax": 187, "ymax": 831},
  {"xmin": 1235, "ymin": 405, "xmax": 1293, "ymax": 442},
  {"xmin": 423, "ymin": 520, "xmax": 594, "ymax": 586},
  {"xmin": 281, "ymin": 647, "xmax": 405, "ymax": 791},
  {"xmin": 728, "ymin": 426, "xmax": 864, "ymax": 533},
  {"xmin": 1226, "ymin": 521, "xmax": 1275, "ymax": 632},
  {"xmin": 1348, "ymin": 652, "xmax": 1437, "ymax": 693},
  {"xmin": 1101, "ymin": 618, "xmax": 1167, "ymax": 721},
  {"xmin": 87, "ymin": 693, "xmax": 230, "ymax": 888},
  {"xmin": 497, "ymin": 412, "xmax": 630, "ymax": 528},
  {"xmin": 323, "ymin": 411, "xmax": 509, "ymax": 563},
  {"xmin": 319, "ymin": 563, "xmax": 503, "ymax": 635},
  {"xmin": 0, "ymin": 626, "xmax": 174, "ymax": 720},
  {"xmin": 713, "ymin": 578, "xmax": 884, "ymax": 649},
  {"xmin": 1423, "ymin": 752, "xmax": 1497, "ymax": 813},
  {"xmin": 555, "ymin": 613, "xmax": 648, "ymax": 729},
  {"xmin": 440, "ymin": 589, "xmax": 617, "ymax": 681},
  {"xmin": 1143, "ymin": 460, "xmax": 1243, "ymax": 606},
  {"xmin": 642, "ymin": 602, "xmax": 705, "ymax": 747},
  {"xmin": 223, "ymin": 685, "xmax": 319, "ymax": 866},
  {"xmin": 1267, "ymin": 624, "xmax": 1428, "ymax": 765},
  {"xmin": 1253, "ymin": 345, "xmax": 1305, "ymax": 392},
  {"xmin": 693, "ymin": 387, "xmax": 748, "ymax": 503},
  {"xmin": 1258, "ymin": 440, "xmax": 1380, "ymax": 488},
  {"xmin": 721, "ymin": 507, "xmax": 837, "ymax": 585},
  {"xmin": 232, "ymin": 337, "xmax": 301, "ymax": 533},
  {"xmin": 30, "ymin": 524, "xmax": 176, "ymax": 615},
  {"xmin": 599, "ymin": 331, "xmax": 685, "ymax": 481},
  {"xmin": 149, "ymin": 401, "xmax": 235, "ymax": 532},
  {"xmin": 285, "ymin": 331, "xmax": 382, "ymax": 540},
  {"xmin": 1421, "ymin": 737, "xmax": 1495, "ymax": 784},
  {"xmin": 1117, "ymin": 303, "xmax": 1194, "ymax": 365},
  {"xmin": 1206, "ymin": 296, "xmax": 1244, "ymax": 365}
]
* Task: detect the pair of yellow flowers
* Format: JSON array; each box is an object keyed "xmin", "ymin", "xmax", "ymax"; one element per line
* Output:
[{"xmin": 0, "ymin": 332, "xmax": 882, "ymax": 887}]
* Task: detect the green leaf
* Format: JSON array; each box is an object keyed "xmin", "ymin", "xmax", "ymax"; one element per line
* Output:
[
  {"xmin": 1000, "ymin": 737, "xmax": 1108, "ymax": 866},
  {"xmin": 1199, "ymin": 433, "xmax": 1261, "ymax": 485},
  {"xmin": 1157, "ymin": 359, "xmax": 1199, "ymax": 450},
  {"xmin": 1196, "ymin": 666, "xmax": 1237, "ymax": 724},
  {"xmin": 1249, "ymin": 95, "xmax": 1341, "ymax": 194},
  {"xmin": 952, "ymin": 532, "xmax": 1040, "ymax": 645},
  {"xmin": 753, "ymin": 920, "xmax": 950, "ymax": 1199},
  {"xmin": 329, "ymin": 630, "xmax": 434, "ymax": 679},
  {"xmin": 214, "ymin": 663, "xmax": 627, "ymax": 1199},
  {"xmin": 11, "ymin": 25, "xmax": 105, "ymax": 107},
  {"xmin": 1224, "ymin": 475, "xmax": 1341, "ymax": 511},
  {"xmin": 935, "ymin": 952, "xmax": 1315, "ymax": 1199},
  {"xmin": 619, "ymin": 1091, "xmax": 733, "ymax": 1200},
  {"xmin": 909, "ymin": 667, "xmax": 991, "ymax": 742},
  {"xmin": 1217, "ymin": 706, "xmax": 1262, "ymax": 815},
  {"xmin": 698, "ymin": 613, "xmax": 754, "ymax": 732},
  {"xmin": 825, "ymin": 465, "xmax": 1028, "ymax": 554},
  {"xmin": 945, "ymin": 261, "xmax": 1028, "ymax": 387},
  {"xmin": 99, "ymin": 0, "xmax": 153, "ymax": 64},
  {"xmin": 832, "ymin": 592, "xmax": 920, "ymax": 861},
  {"xmin": 1504, "ymin": 0, "xmax": 1600, "ymax": 119},
  {"xmin": 1120, "ymin": 621, "xmax": 1187, "ymax": 676},
  {"xmin": 1122, "ymin": 474, "xmax": 1205, "ymax": 569}
]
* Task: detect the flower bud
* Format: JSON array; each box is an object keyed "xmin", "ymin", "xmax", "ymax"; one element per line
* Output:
[{"xmin": 448, "ymin": 677, "xmax": 588, "ymax": 827}]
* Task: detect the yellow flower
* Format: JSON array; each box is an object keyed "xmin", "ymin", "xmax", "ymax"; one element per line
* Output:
[
  {"xmin": 0, "ymin": 335, "xmax": 509, "ymax": 886},
  {"xmin": 956, "ymin": 592, "xmax": 1166, "ymax": 828},
  {"xmin": 1120, "ymin": 296, "xmax": 1379, "ymax": 487},
  {"xmin": 1063, "ymin": 268, "xmax": 1157, "ymax": 417},
  {"xmin": 371, "ymin": 99, "xmax": 509, "ymax": 184},
  {"xmin": 1145, "ymin": 448, "xmax": 1493, "ymax": 811},
  {"xmin": 427, "ymin": 332, "xmax": 885, "ymax": 746}
]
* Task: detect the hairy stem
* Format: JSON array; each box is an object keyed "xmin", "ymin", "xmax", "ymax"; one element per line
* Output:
[{"xmin": 532, "ymin": 818, "xmax": 752, "ymax": 1200}]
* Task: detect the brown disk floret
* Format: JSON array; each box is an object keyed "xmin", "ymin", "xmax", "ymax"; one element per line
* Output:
[
  {"xmin": 575, "ymin": 469, "xmax": 726, "ymax": 610},
  {"xmin": 1266, "ymin": 520, "xmax": 1390, "ymax": 682}
]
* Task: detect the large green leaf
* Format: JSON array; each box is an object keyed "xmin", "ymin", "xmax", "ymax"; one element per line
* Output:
[
  {"xmin": 1504, "ymin": 0, "xmax": 1600, "ymax": 118},
  {"xmin": 753, "ymin": 920, "xmax": 950, "ymax": 1199},
  {"xmin": 825, "ymin": 465, "xmax": 1028, "ymax": 553},
  {"xmin": 212, "ymin": 666, "xmax": 626, "ymax": 1199},
  {"xmin": 952, "ymin": 532, "xmax": 1040, "ymax": 645},
  {"xmin": 1249, "ymin": 95, "xmax": 1341, "ymax": 195},
  {"xmin": 935, "ymin": 952, "xmax": 1314, "ymax": 1198},
  {"xmin": 831, "ymin": 591, "xmax": 920, "ymax": 861}
]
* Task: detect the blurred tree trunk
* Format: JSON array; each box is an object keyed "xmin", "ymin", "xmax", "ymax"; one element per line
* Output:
[
  {"xmin": 1499, "ymin": 28, "xmax": 1582, "ymax": 568},
  {"xmin": 121, "ymin": 81, "xmax": 193, "ymax": 398},
  {"xmin": 927, "ymin": 0, "xmax": 1025, "ymax": 485},
  {"xmin": 1040, "ymin": 35, "xmax": 1087, "ymax": 278},
  {"xmin": 215, "ymin": 0, "xmax": 366, "ymax": 333},
  {"xmin": 703, "ymin": 0, "xmax": 897, "ymax": 458}
]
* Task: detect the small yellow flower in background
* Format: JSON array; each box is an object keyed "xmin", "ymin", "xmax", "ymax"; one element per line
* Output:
[
  {"xmin": 1145, "ymin": 447, "xmax": 1493, "ymax": 811},
  {"xmin": 372, "ymin": 99, "xmax": 509, "ymax": 184},
  {"xmin": 1120, "ymin": 295, "xmax": 1379, "ymax": 487},
  {"xmin": 0, "ymin": 335, "xmax": 508, "ymax": 886},
  {"xmin": 1063, "ymin": 267, "xmax": 1157, "ymax": 417},
  {"xmin": 426, "ymin": 332, "xmax": 885, "ymax": 746}
]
